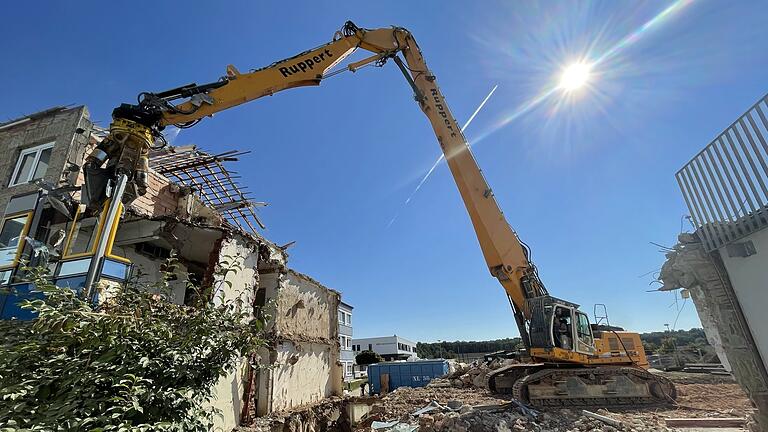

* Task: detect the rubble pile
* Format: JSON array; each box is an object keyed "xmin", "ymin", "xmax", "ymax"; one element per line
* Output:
[
  {"xmin": 239, "ymin": 397, "xmax": 345, "ymax": 432},
  {"xmin": 371, "ymin": 386, "xmax": 503, "ymax": 421},
  {"xmin": 416, "ymin": 407, "xmax": 675, "ymax": 432},
  {"xmin": 431, "ymin": 358, "xmax": 518, "ymax": 390},
  {"xmin": 355, "ymin": 371, "xmax": 755, "ymax": 432},
  {"xmin": 367, "ymin": 396, "xmax": 678, "ymax": 432}
]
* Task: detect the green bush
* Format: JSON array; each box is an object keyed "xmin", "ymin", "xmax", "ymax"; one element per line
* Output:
[
  {"xmin": 355, "ymin": 350, "xmax": 384, "ymax": 366},
  {"xmin": 0, "ymin": 261, "xmax": 267, "ymax": 431}
]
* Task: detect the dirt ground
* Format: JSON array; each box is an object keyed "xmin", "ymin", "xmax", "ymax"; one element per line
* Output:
[{"xmin": 360, "ymin": 371, "xmax": 755, "ymax": 432}]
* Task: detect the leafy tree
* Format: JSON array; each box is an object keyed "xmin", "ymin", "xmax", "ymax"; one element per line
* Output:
[
  {"xmin": 0, "ymin": 258, "xmax": 268, "ymax": 431},
  {"xmin": 356, "ymin": 350, "xmax": 384, "ymax": 365}
]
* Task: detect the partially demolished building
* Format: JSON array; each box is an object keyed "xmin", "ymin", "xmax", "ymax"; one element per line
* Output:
[
  {"xmin": 0, "ymin": 106, "xmax": 343, "ymax": 430},
  {"xmin": 661, "ymin": 93, "xmax": 768, "ymax": 429}
]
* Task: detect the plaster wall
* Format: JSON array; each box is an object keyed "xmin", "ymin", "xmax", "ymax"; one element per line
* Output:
[
  {"xmin": 276, "ymin": 270, "xmax": 338, "ymax": 340},
  {"xmin": 270, "ymin": 341, "xmax": 337, "ymax": 412},
  {"xmin": 255, "ymin": 269, "xmax": 342, "ymax": 416}
]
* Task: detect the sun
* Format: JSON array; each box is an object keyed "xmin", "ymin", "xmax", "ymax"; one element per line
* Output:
[{"xmin": 559, "ymin": 62, "xmax": 591, "ymax": 91}]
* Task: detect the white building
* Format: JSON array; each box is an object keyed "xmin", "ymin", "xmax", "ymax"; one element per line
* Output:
[
  {"xmin": 338, "ymin": 301, "xmax": 354, "ymax": 381},
  {"xmin": 352, "ymin": 335, "xmax": 419, "ymax": 361}
]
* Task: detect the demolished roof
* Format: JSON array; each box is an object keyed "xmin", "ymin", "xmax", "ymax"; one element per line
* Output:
[{"xmin": 148, "ymin": 145, "xmax": 266, "ymax": 232}]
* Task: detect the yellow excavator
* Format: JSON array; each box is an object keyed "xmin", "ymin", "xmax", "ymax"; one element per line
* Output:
[{"xmin": 84, "ymin": 21, "xmax": 676, "ymax": 407}]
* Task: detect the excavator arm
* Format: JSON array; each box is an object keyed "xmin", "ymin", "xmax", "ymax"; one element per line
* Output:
[{"xmin": 85, "ymin": 21, "xmax": 546, "ymax": 345}]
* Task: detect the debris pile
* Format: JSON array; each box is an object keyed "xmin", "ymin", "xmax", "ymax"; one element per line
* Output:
[
  {"xmin": 354, "ymin": 371, "xmax": 754, "ymax": 432},
  {"xmin": 238, "ymin": 397, "xmax": 345, "ymax": 432},
  {"xmin": 430, "ymin": 358, "xmax": 518, "ymax": 390},
  {"xmin": 367, "ymin": 397, "xmax": 679, "ymax": 432}
]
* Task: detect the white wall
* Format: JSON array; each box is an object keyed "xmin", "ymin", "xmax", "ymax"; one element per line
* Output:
[
  {"xmin": 270, "ymin": 341, "xmax": 337, "ymax": 412},
  {"xmin": 206, "ymin": 236, "xmax": 259, "ymax": 431},
  {"xmin": 255, "ymin": 270, "xmax": 342, "ymax": 415},
  {"xmin": 719, "ymin": 228, "xmax": 768, "ymax": 368},
  {"xmin": 110, "ymin": 245, "xmax": 190, "ymax": 304}
]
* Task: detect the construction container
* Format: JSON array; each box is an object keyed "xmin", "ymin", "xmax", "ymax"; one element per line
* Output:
[{"xmin": 368, "ymin": 360, "xmax": 449, "ymax": 395}]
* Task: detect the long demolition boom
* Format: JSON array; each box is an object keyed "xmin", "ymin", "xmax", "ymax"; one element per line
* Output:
[{"xmin": 90, "ymin": 22, "xmax": 547, "ymax": 345}]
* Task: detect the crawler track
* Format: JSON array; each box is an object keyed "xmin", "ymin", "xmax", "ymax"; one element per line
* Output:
[{"xmin": 490, "ymin": 365, "xmax": 676, "ymax": 408}]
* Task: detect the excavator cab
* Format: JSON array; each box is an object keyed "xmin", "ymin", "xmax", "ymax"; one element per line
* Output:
[{"xmin": 527, "ymin": 295, "xmax": 596, "ymax": 356}]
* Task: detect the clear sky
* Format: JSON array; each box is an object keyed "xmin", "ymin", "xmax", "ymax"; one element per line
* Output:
[{"xmin": 2, "ymin": 1, "xmax": 767, "ymax": 342}]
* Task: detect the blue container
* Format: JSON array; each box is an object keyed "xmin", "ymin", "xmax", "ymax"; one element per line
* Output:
[{"xmin": 368, "ymin": 360, "xmax": 449, "ymax": 395}]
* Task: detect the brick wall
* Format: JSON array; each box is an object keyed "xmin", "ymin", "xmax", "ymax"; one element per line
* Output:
[
  {"xmin": 0, "ymin": 107, "xmax": 90, "ymax": 213},
  {"xmin": 129, "ymin": 170, "xmax": 180, "ymax": 217}
]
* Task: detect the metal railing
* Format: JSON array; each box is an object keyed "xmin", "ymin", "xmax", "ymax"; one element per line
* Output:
[{"xmin": 677, "ymin": 94, "xmax": 768, "ymax": 252}]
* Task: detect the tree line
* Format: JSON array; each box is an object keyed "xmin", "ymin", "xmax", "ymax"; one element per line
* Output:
[{"xmin": 416, "ymin": 328, "xmax": 710, "ymax": 359}]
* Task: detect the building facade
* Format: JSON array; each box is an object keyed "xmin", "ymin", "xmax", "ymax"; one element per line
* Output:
[
  {"xmin": 0, "ymin": 106, "xmax": 344, "ymax": 429},
  {"xmin": 352, "ymin": 335, "xmax": 419, "ymax": 361},
  {"xmin": 660, "ymin": 93, "xmax": 768, "ymax": 429},
  {"xmin": 338, "ymin": 301, "xmax": 354, "ymax": 381}
]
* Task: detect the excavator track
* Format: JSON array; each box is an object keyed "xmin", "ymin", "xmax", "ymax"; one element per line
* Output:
[{"xmin": 491, "ymin": 365, "xmax": 676, "ymax": 408}]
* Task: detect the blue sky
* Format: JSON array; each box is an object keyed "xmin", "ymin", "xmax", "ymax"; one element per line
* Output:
[{"xmin": 2, "ymin": 1, "xmax": 767, "ymax": 342}]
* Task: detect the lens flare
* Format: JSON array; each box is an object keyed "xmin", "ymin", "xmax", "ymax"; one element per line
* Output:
[
  {"xmin": 469, "ymin": 0, "xmax": 695, "ymax": 148},
  {"xmin": 386, "ymin": 0, "xmax": 696, "ymax": 227}
]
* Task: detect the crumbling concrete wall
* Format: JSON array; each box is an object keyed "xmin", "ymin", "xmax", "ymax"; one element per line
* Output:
[
  {"xmin": 686, "ymin": 285, "xmax": 732, "ymax": 371},
  {"xmin": 254, "ymin": 269, "xmax": 343, "ymax": 417},
  {"xmin": 270, "ymin": 341, "xmax": 338, "ymax": 411},
  {"xmin": 207, "ymin": 234, "xmax": 261, "ymax": 431},
  {"xmin": 128, "ymin": 170, "xmax": 222, "ymax": 225},
  {"xmin": 718, "ymin": 228, "xmax": 768, "ymax": 367},
  {"xmin": 276, "ymin": 270, "xmax": 337, "ymax": 340},
  {"xmin": 660, "ymin": 233, "xmax": 768, "ymax": 430},
  {"xmin": 213, "ymin": 235, "xmax": 260, "ymax": 305}
]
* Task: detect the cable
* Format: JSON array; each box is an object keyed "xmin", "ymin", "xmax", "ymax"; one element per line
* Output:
[
  {"xmin": 174, "ymin": 119, "xmax": 202, "ymax": 129},
  {"xmin": 151, "ymin": 132, "xmax": 168, "ymax": 150},
  {"xmin": 610, "ymin": 328, "xmax": 640, "ymax": 367},
  {"xmin": 672, "ymin": 297, "xmax": 688, "ymax": 330}
]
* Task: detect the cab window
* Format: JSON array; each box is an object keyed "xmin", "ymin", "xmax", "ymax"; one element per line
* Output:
[{"xmin": 576, "ymin": 312, "xmax": 593, "ymax": 346}]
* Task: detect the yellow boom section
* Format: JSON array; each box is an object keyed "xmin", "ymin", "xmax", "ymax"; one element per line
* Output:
[{"xmin": 150, "ymin": 23, "xmax": 543, "ymax": 318}]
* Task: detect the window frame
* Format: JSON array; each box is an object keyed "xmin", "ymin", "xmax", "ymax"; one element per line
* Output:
[
  {"xmin": 9, "ymin": 142, "xmax": 55, "ymax": 187},
  {"xmin": 338, "ymin": 310, "xmax": 352, "ymax": 326},
  {"xmin": 339, "ymin": 335, "xmax": 351, "ymax": 350},
  {"xmin": 0, "ymin": 211, "xmax": 33, "ymax": 270}
]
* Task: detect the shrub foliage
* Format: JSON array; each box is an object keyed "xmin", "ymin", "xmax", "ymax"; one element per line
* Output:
[
  {"xmin": 355, "ymin": 350, "xmax": 384, "ymax": 366},
  {"xmin": 0, "ymin": 262, "xmax": 267, "ymax": 431}
]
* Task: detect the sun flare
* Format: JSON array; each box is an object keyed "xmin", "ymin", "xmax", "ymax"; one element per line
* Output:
[{"xmin": 559, "ymin": 62, "xmax": 592, "ymax": 91}]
